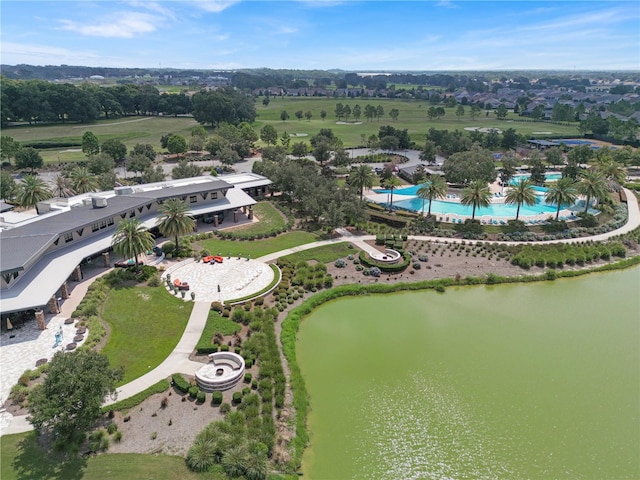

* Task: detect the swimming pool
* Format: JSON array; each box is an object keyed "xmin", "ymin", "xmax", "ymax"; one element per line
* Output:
[
  {"xmin": 393, "ymin": 196, "xmax": 562, "ymax": 218},
  {"xmin": 511, "ymin": 173, "xmax": 562, "ymax": 184}
]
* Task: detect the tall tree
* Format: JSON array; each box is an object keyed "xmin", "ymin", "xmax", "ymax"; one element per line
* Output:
[
  {"xmin": 1, "ymin": 169, "xmax": 17, "ymax": 201},
  {"xmin": 53, "ymin": 173, "xmax": 75, "ymax": 198},
  {"xmin": 504, "ymin": 178, "xmax": 537, "ymax": 220},
  {"xmin": 27, "ymin": 350, "xmax": 122, "ymax": 444},
  {"xmin": 101, "ymin": 139, "xmax": 127, "ymax": 162},
  {"xmin": 455, "ymin": 105, "xmax": 465, "ymax": 120},
  {"xmin": 167, "ymin": 134, "xmax": 188, "ymax": 157},
  {"xmin": 545, "ymin": 177, "xmax": 579, "ymax": 220},
  {"xmin": 81, "ymin": 131, "xmax": 100, "ymax": 158},
  {"xmin": 15, "ymin": 147, "xmax": 44, "ymax": 173},
  {"xmin": 260, "ymin": 125, "xmax": 278, "ymax": 146},
  {"xmin": 416, "ymin": 176, "xmax": 447, "ymax": 217},
  {"xmin": 1, "ymin": 135, "xmax": 20, "ymax": 164},
  {"xmin": 157, "ymin": 198, "xmax": 196, "ymax": 256},
  {"xmin": 460, "ymin": 179, "xmax": 492, "ymax": 219},
  {"xmin": 348, "ymin": 164, "xmax": 375, "ymax": 200},
  {"xmin": 596, "ymin": 157, "xmax": 626, "ymax": 199},
  {"xmin": 111, "ymin": 218, "xmax": 154, "ymax": 271},
  {"xmin": 577, "ymin": 169, "xmax": 608, "ymax": 213},
  {"xmin": 70, "ymin": 166, "xmax": 99, "ymax": 193},
  {"xmin": 442, "ymin": 146, "xmax": 496, "ymax": 184},
  {"xmin": 88, "ymin": 152, "xmax": 116, "ymax": 175},
  {"xmin": 16, "ymin": 174, "xmax": 52, "ymax": 207},
  {"xmin": 383, "ymin": 175, "xmax": 402, "ymax": 211}
]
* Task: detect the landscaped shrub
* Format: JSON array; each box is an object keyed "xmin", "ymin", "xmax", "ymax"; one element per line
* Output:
[
  {"xmin": 196, "ymin": 391, "xmax": 206, "ymax": 403},
  {"xmin": 210, "ymin": 301, "xmax": 224, "ymax": 313},
  {"xmin": 172, "ymin": 374, "xmax": 190, "ymax": 394},
  {"xmin": 413, "ymin": 262, "xmax": 421, "ymax": 270},
  {"xmin": 220, "ymin": 403, "xmax": 231, "ymax": 414},
  {"xmin": 232, "ymin": 392, "xmax": 243, "ymax": 404},
  {"xmin": 107, "ymin": 422, "xmax": 118, "ymax": 434},
  {"xmin": 189, "ymin": 386, "xmax": 199, "ymax": 399},
  {"xmin": 244, "ymin": 373, "xmax": 253, "ymax": 383},
  {"xmin": 334, "ymin": 258, "xmax": 347, "ymax": 268},
  {"xmin": 211, "ymin": 391, "xmax": 223, "ymax": 405}
]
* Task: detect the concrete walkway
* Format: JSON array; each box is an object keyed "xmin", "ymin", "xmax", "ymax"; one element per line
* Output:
[{"xmin": 3, "ymin": 188, "xmax": 638, "ymax": 436}]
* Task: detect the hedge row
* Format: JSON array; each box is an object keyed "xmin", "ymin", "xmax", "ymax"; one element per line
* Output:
[
  {"xmin": 172, "ymin": 373, "xmax": 190, "ymax": 394},
  {"xmin": 101, "ymin": 379, "xmax": 170, "ymax": 414},
  {"xmin": 511, "ymin": 242, "xmax": 627, "ymax": 269}
]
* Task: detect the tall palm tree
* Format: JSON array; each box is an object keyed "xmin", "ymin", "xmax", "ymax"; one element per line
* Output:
[
  {"xmin": 382, "ymin": 175, "xmax": 402, "ymax": 212},
  {"xmin": 460, "ymin": 180, "xmax": 492, "ymax": 220},
  {"xmin": 596, "ymin": 158, "xmax": 627, "ymax": 200},
  {"xmin": 157, "ymin": 198, "xmax": 195, "ymax": 255},
  {"xmin": 111, "ymin": 219, "xmax": 154, "ymax": 272},
  {"xmin": 69, "ymin": 166, "xmax": 98, "ymax": 194},
  {"xmin": 544, "ymin": 177, "xmax": 578, "ymax": 220},
  {"xmin": 348, "ymin": 164, "xmax": 375, "ymax": 200},
  {"xmin": 416, "ymin": 176, "xmax": 447, "ymax": 217},
  {"xmin": 53, "ymin": 174, "xmax": 75, "ymax": 198},
  {"xmin": 504, "ymin": 178, "xmax": 537, "ymax": 221},
  {"xmin": 577, "ymin": 169, "xmax": 608, "ymax": 214},
  {"xmin": 16, "ymin": 174, "xmax": 53, "ymax": 208}
]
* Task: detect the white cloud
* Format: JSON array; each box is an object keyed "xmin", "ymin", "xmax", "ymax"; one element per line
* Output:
[
  {"xmin": 435, "ymin": 1, "xmax": 458, "ymax": 9},
  {"xmin": 0, "ymin": 42, "xmax": 103, "ymax": 66},
  {"xmin": 125, "ymin": 1, "xmax": 177, "ymax": 20},
  {"xmin": 190, "ymin": 0, "xmax": 240, "ymax": 13},
  {"xmin": 59, "ymin": 12, "xmax": 160, "ymax": 38}
]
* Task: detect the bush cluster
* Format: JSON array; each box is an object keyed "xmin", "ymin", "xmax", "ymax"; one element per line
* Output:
[{"xmin": 172, "ymin": 374, "xmax": 190, "ymax": 394}]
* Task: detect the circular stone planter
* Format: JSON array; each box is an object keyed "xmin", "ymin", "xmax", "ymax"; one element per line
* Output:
[
  {"xmin": 368, "ymin": 248, "xmax": 401, "ymax": 264},
  {"xmin": 195, "ymin": 352, "xmax": 245, "ymax": 392}
]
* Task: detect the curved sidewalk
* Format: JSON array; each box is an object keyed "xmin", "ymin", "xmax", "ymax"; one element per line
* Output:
[{"xmin": 3, "ymin": 189, "xmax": 638, "ymax": 436}]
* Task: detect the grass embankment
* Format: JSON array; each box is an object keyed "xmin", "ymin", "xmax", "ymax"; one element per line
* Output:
[
  {"xmin": 195, "ymin": 311, "xmax": 242, "ymax": 354},
  {"xmin": 100, "ymin": 286, "xmax": 192, "ymax": 386},
  {"xmin": 281, "ymin": 254, "xmax": 640, "ymax": 470},
  {"xmin": 231, "ymin": 201, "xmax": 287, "ymax": 236},
  {"xmin": 1, "ymin": 432, "xmax": 205, "ymax": 480},
  {"xmin": 4, "ymin": 116, "xmax": 198, "ymax": 164},
  {"xmin": 196, "ymin": 231, "xmax": 318, "ymax": 259},
  {"xmin": 282, "ymin": 242, "xmax": 357, "ymax": 264}
]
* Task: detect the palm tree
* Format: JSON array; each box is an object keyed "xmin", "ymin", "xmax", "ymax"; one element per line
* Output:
[
  {"xmin": 544, "ymin": 177, "xmax": 578, "ymax": 220},
  {"xmin": 53, "ymin": 174, "xmax": 75, "ymax": 198},
  {"xmin": 596, "ymin": 158, "xmax": 626, "ymax": 200},
  {"xmin": 69, "ymin": 166, "xmax": 98, "ymax": 194},
  {"xmin": 348, "ymin": 164, "xmax": 375, "ymax": 200},
  {"xmin": 156, "ymin": 198, "xmax": 195, "ymax": 256},
  {"xmin": 460, "ymin": 180, "xmax": 492, "ymax": 220},
  {"xmin": 383, "ymin": 175, "xmax": 402, "ymax": 212},
  {"xmin": 16, "ymin": 174, "xmax": 53, "ymax": 208},
  {"xmin": 577, "ymin": 169, "xmax": 608, "ymax": 214},
  {"xmin": 416, "ymin": 176, "xmax": 447, "ymax": 217},
  {"xmin": 111, "ymin": 219, "xmax": 154, "ymax": 272},
  {"xmin": 504, "ymin": 178, "xmax": 537, "ymax": 221}
]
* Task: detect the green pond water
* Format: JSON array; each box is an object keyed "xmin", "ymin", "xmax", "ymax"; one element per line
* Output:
[{"xmin": 297, "ymin": 267, "xmax": 640, "ymax": 479}]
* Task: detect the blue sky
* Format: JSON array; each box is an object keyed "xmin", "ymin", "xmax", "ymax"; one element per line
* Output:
[{"xmin": 1, "ymin": 1, "xmax": 639, "ymax": 71}]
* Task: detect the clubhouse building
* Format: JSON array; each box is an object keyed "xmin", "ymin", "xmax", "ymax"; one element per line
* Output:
[{"xmin": 0, "ymin": 173, "xmax": 271, "ymax": 323}]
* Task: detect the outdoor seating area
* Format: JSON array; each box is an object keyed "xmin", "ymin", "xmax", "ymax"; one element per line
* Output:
[
  {"xmin": 114, "ymin": 260, "xmax": 144, "ymax": 268},
  {"xmin": 202, "ymin": 255, "xmax": 224, "ymax": 264},
  {"xmin": 173, "ymin": 279, "xmax": 190, "ymax": 291}
]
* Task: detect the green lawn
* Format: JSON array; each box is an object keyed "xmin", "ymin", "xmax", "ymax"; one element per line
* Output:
[
  {"xmin": 4, "ymin": 116, "xmax": 199, "ymax": 164},
  {"xmin": 254, "ymin": 97, "xmax": 581, "ymax": 147},
  {"xmin": 196, "ymin": 311, "xmax": 242, "ymax": 353},
  {"xmin": 282, "ymin": 242, "xmax": 358, "ymax": 264},
  {"xmin": 100, "ymin": 286, "xmax": 192, "ymax": 385},
  {"xmin": 227, "ymin": 201, "xmax": 286, "ymax": 235},
  {"xmin": 1, "ymin": 432, "xmax": 206, "ymax": 480},
  {"xmin": 197, "ymin": 231, "xmax": 319, "ymax": 259}
]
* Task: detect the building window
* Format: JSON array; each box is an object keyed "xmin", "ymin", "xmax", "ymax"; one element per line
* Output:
[
  {"xmin": 129, "ymin": 210, "xmax": 135, "ymax": 218},
  {"xmin": 100, "ymin": 220, "xmax": 107, "ymax": 230},
  {"xmin": 211, "ymin": 192, "xmax": 218, "ymax": 199},
  {"xmin": 107, "ymin": 217, "xmax": 114, "ymax": 226},
  {"xmin": 190, "ymin": 195, "xmax": 197, "ymax": 204},
  {"xmin": 92, "ymin": 223, "xmax": 100, "ymax": 232},
  {"xmin": 64, "ymin": 232, "xmax": 73, "ymax": 243}
]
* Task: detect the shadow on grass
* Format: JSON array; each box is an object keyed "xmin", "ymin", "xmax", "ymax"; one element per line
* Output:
[{"xmin": 11, "ymin": 432, "xmax": 87, "ymax": 480}]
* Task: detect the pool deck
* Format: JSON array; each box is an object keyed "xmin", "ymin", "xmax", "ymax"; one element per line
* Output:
[{"xmin": 2, "ymin": 187, "xmax": 638, "ymax": 437}]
